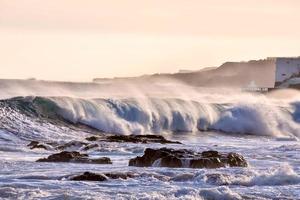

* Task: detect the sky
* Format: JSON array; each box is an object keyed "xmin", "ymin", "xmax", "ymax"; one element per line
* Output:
[{"xmin": 0, "ymin": 0, "xmax": 300, "ymax": 81}]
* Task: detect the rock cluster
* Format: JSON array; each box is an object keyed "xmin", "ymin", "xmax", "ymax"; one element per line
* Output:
[
  {"xmin": 85, "ymin": 134, "xmax": 181, "ymax": 144},
  {"xmin": 27, "ymin": 141, "xmax": 48, "ymax": 150},
  {"xmin": 71, "ymin": 172, "xmax": 107, "ymax": 181},
  {"xmin": 28, "ymin": 134, "xmax": 180, "ymax": 153},
  {"xmin": 36, "ymin": 151, "xmax": 112, "ymax": 164},
  {"xmin": 129, "ymin": 148, "xmax": 247, "ymax": 168},
  {"xmin": 56, "ymin": 141, "xmax": 88, "ymax": 150},
  {"xmin": 70, "ymin": 171, "xmax": 135, "ymax": 181},
  {"xmin": 27, "ymin": 140, "xmax": 99, "ymax": 151}
]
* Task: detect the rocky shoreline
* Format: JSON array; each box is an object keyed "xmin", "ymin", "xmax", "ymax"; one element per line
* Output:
[
  {"xmin": 36, "ymin": 151, "xmax": 112, "ymax": 164},
  {"xmin": 29, "ymin": 135, "xmax": 248, "ymax": 182},
  {"xmin": 27, "ymin": 134, "xmax": 181, "ymax": 151},
  {"xmin": 129, "ymin": 148, "xmax": 247, "ymax": 168}
]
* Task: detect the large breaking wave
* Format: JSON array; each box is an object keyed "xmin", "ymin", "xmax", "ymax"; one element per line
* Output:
[{"xmin": 1, "ymin": 95, "xmax": 300, "ymax": 138}]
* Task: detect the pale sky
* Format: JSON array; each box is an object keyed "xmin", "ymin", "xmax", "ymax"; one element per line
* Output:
[{"xmin": 1, "ymin": 0, "xmax": 300, "ymax": 81}]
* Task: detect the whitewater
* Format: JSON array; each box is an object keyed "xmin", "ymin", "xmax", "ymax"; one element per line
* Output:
[{"xmin": 0, "ymin": 79, "xmax": 300, "ymax": 199}]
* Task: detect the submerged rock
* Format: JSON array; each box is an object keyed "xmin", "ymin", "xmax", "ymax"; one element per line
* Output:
[
  {"xmin": 84, "ymin": 134, "xmax": 181, "ymax": 144},
  {"xmin": 30, "ymin": 144, "xmax": 48, "ymax": 150},
  {"xmin": 57, "ymin": 141, "xmax": 88, "ymax": 151},
  {"xmin": 27, "ymin": 141, "xmax": 48, "ymax": 150},
  {"xmin": 36, "ymin": 151, "xmax": 112, "ymax": 164},
  {"xmin": 82, "ymin": 143, "xmax": 99, "ymax": 151},
  {"xmin": 85, "ymin": 136, "xmax": 101, "ymax": 141},
  {"xmin": 202, "ymin": 150, "xmax": 220, "ymax": 158},
  {"xmin": 129, "ymin": 148, "xmax": 247, "ymax": 169},
  {"xmin": 70, "ymin": 172, "xmax": 134, "ymax": 181},
  {"xmin": 190, "ymin": 157, "xmax": 225, "ymax": 168},
  {"xmin": 36, "ymin": 151, "xmax": 87, "ymax": 162},
  {"xmin": 105, "ymin": 134, "xmax": 181, "ymax": 144},
  {"xmin": 104, "ymin": 172, "xmax": 135, "ymax": 180},
  {"xmin": 28, "ymin": 140, "xmax": 99, "ymax": 152},
  {"xmin": 89, "ymin": 157, "xmax": 112, "ymax": 164},
  {"xmin": 27, "ymin": 141, "xmax": 39, "ymax": 147},
  {"xmin": 71, "ymin": 172, "xmax": 107, "ymax": 181},
  {"xmin": 226, "ymin": 152, "xmax": 248, "ymax": 167}
]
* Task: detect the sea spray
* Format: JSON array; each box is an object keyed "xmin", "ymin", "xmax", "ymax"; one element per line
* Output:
[{"xmin": 1, "ymin": 96, "xmax": 300, "ymax": 138}]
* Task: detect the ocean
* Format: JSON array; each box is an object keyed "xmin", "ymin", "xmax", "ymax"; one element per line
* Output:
[{"xmin": 0, "ymin": 80, "xmax": 300, "ymax": 200}]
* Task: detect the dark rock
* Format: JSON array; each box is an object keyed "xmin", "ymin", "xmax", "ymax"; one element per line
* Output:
[
  {"xmin": 104, "ymin": 172, "xmax": 135, "ymax": 179},
  {"xmin": 27, "ymin": 141, "xmax": 39, "ymax": 147},
  {"xmin": 71, "ymin": 172, "xmax": 107, "ymax": 181},
  {"xmin": 46, "ymin": 142, "xmax": 59, "ymax": 146},
  {"xmin": 27, "ymin": 141, "xmax": 48, "ymax": 150},
  {"xmin": 129, "ymin": 148, "xmax": 247, "ymax": 169},
  {"xmin": 30, "ymin": 144, "xmax": 48, "ymax": 150},
  {"xmin": 190, "ymin": 158, "xmax": 225, "ymax": 168},
  {"xmin": 226, "ymin": 152, "xmax": 248, "ymax": 167},
  {"xmin": 85, "ymin": 134, "xmax": 182, "ymax": 144},
  {"xmin": 160, "ymin": 155, "xmax": 182, "ymax": 168},
  {"xmin": 85, "ymin": 136, "xmax": 101, "ymax": 141},
  {"xmin": 36, "ymin": 151, "xmax": 112, "ymax": 164},
  {"xmin": 201, "ymin": 150, "xmax": 220, "ymax": 158},
  {"xmin": 70, "ymin": 172, "xmax": 134, "ymax": 181},
  {"xmin": 129, "ymin": 148, "xmax": 173, "ymax": 167},
  {"xmin": 106, "ymin": 134, "xmax": 181, "ymax": 144},
  {"xmin": 82, "ymin": 143, "xmax": 99, "ymax": 151},
  {"xmin": 28, "ymin": 140, "xmax": 99, "ymax": 152},
  {"xmin": 36, "ymin": 151, "xmax": 87, "ymax": 162},
  {"xmin": 129, "ymin": 148, "xmax": 192, "ymax": 167},
  {"xmin": 57, "ymin": 141, "xmax": 88, "ymax": 150},
  {"xmin": 89, "ymin": 157, "xmax": 112, "ymax": 164}
]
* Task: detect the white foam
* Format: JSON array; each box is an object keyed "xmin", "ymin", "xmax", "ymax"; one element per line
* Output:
[
  {"xmin": 47, "ymin": 97, "xmax": 300, "ymax": 139},
  {"xmin": 249, "ymin": 163, "xmax": 300, "ymax": 186},
  {"xmin": 199, "ymin": 186, "xmax": 242, "ymax": 200},
  {"xmin": 204, "ymin": 163, "xmax": 300, "ymax": 187}
]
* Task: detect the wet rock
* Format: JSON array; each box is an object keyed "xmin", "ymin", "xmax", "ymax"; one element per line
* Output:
[
  {"xmin": 104, "ymin": 172, "xmax": 135, "ymax": 179},
  {"xmin": 129, "ymin": 148, "xmax": 247, "ymax": 169},
  {"xmin": 70, "ymin": 172, "xmax": 134, "ymax": 181},
  {"xmin": 106, "ymin": 134, "xmax": 181, "ymax": 144},
  {"xmin": 36, "ymin": 151, "xmax": 112, "ymax": 164},
  {"xmin": 57, "ymin": 141, "xmax": 88, "ymax": 151},
  {"xmin": 27, "ymin": 141, "xmax": 48, "ymax": 150},
  {"xmin": 28, "ymin": 140, "xmax": 100, "ymax": 152},
  {"xmin": 85, "ymin": 134, "xmax": 181, "ymax": 144},
  {"xmin": 45, "ymin": 142, "xmax": 60, "ymax": 146},
  {"xmin": 36, "ymin": 151, "xmax": 87, "ymax": 162},
  {"xmin": 89, "ymin": 157, "xmax": 112, "ymax": 164},
  {"xmin": 71, "ymin": 172, "xmax": 107, "ymax": 181},
  {"xmin": 190, "ymin": 157, "xmax": 225, "ymax": 168},
  {"xmin": 129, "ymin": 148, "xmax": 191, "ymax": 167},
  {"xmin": 27, "ymin": 141, "xmax": 39, "ymax": 147},
  {"xmin": 202, "ymin": 150, "xmax": 220, "ymax": 158},
  {"xmin": 226, "ymin": 152, "xmax": 248, "ymax": 167},
  {"xmin": 85, "ymin": 136, "xmax": 101, "ymax": 142},
  {"xmin": 160, "ymin": 155, "xmax": 182, "ymax": 168},
  {"xmin": 82, "ymin": 143, "xmax": 99, "ymax": 151},
  {"xmin": 30, "ymin": 144, "xmax": 48, "ymax": 150}
]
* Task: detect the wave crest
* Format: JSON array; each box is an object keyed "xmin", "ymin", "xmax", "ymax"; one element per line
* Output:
[{"xmin": 1, "ymin": 96, "xmax": 300, "ymax": 138}]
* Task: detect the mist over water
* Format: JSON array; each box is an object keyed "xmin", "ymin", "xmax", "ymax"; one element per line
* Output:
[
  {"xmin": 1, "ymin": 79, "xmax": 300, "ymax": 199},
  {"xmin": 1, "ymin": 79, "xmax": 300, "ymax": 139},
  {"xmin": 1, "ymin": 0, "xmax": 300, "ymax": 198}
]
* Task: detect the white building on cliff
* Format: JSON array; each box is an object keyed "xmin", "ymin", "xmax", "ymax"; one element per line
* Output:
[
  {"xmin": 243, "ymin": 57, "xmax": 300, "ymax": 91},
  {"xmin": 269, "ymin": 57, "xmax": 300, "ymax": 86}
]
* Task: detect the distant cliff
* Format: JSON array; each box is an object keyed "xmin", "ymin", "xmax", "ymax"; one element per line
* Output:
[{"xmin": 93, "ymin": 59, "xmax": 276, "ymax": 88}]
